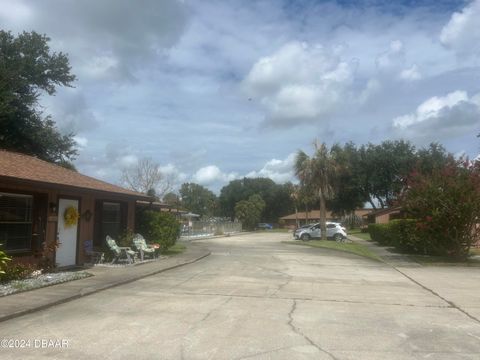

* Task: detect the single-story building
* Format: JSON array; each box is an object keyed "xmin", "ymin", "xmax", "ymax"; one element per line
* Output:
[
  {"xmin": 362, "ymin": 206, "xmax": 403, "ymax": 225},
  {"xmin": 279, "ymin": 209, "xmax": 373, "ymax": 228},
  {"xmin": 0, "ymin": 150, "xmax": 149, "ymax": 267}
]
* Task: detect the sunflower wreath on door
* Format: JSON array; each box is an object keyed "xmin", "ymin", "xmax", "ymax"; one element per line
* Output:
[{"xmin": 64, "ymin": 206, "xmax": 80, "ymax": 228}]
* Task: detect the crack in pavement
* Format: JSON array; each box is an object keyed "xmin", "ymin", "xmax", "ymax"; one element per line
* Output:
[
  {"xmin": 287, "ymin": 299, "xmax": 339, "ymax": 360},
  {"xmin": 169, "ymin": 270, "xmax": 207, "ymax": 289},
  {"xmin": 180, "ymin": 296, "xmax": 233, "ymax": 360},
  {"xmin": 234, "ymin": 345, "xmax": 296, "ymax": 360},
  {"xmin": 390, "ymin": 266, "xmax": 480, "ymax": 325},
  {"xmin": 157, "ymin": 289, "xmax": 453, "ymax": 309}
]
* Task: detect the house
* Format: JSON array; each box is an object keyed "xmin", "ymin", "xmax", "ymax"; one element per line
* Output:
[
  {"xmin": 362, "ymin": 206, "xmax": 403, "ymax": 225},
  {"xmin": 0, "ymin": 150, "xmax": 150, "ymax": 267},
  {"xmin": 279, "ymin": 209, "xmax": 373, "ymax": 228}
]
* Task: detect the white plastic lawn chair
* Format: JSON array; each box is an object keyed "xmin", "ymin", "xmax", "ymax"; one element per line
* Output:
[
  {"xmin": 133, "ymin": 234, "xmax": 156, "ymax": 261},
  {"xmin": 106, "ymin": 236, "xmax": 137, "ymax": 264}
]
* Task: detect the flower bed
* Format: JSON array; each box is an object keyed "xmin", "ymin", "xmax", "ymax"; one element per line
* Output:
[{"xmin": 0, "ymin": 271, "xmax": 91, "ymax": 297}]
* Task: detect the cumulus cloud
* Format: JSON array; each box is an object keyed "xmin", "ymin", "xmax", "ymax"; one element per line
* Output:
[
  {"xmin": 193, "ymin": 165, "xmax": 237, "ymax": 185},
  {"xmin": 246, "ymin": 153, "xmax": 296, "ymax": 183},
  {"xmin": 392, "ymin": 90, "xmax": 480, "ymax": 140},
  {"xmin": 243, "ymin": 41, "xmax": 356, "ymax": 127},
  {"xmin": 440, "ymin": 0, "xmax": 480, "ymax": 58}
]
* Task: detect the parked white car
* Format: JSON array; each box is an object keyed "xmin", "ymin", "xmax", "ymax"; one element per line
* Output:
[{"xmin": 293, "ymin": 222, "xmax": 347, "ymax": 241}]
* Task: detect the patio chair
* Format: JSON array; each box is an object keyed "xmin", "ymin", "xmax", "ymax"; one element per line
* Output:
[
  {"xmin": 133, "ymin": 233, "xmax": 156, "ymax": 261},
  {"xmin": 106, "ymin": 236, "xmax": 137, "ymax": 264}
]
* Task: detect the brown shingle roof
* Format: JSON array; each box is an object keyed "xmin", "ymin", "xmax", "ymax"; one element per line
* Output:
[
  {"xmin": 0, "ymin": 150, "xmax": 149, "ymax": 199},
  {"xmin": 362, "ymin": 206, "xmax": 402, "ymax": 218}
]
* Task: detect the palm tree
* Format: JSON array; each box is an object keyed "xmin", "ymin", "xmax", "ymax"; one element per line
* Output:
[
  {"xmin": 287, "ymin": 183, "xmax": 301, "ymax": 228},
  {"xmin": 295, "ymin": 141, "xmax": 337, "ymax": 240}
]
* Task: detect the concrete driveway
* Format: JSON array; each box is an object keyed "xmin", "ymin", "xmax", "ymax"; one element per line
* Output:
[{"xmin": 1, "ymin": 232, "xmax": 480, "ymax": 359}]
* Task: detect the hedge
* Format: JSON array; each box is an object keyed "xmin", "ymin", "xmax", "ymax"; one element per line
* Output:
[{"xmin": 368, "ymin": 220, "xmax": 423, "ymax": 254}]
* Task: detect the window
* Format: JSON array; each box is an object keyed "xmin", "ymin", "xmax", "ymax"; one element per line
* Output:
[
  {"xmin": 101, "ymin": 202, "xmax": 122, "ymax": 240},
  {"xmin": 0, "ymin": 193, "xmax": 33, "ymax": 252}
]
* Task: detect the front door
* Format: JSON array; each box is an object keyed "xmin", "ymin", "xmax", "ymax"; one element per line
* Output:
[{"xmin": 57, "ymin": 198, "xmax": 79, "ymax": 267}]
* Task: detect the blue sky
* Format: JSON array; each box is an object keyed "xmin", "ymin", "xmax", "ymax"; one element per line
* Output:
[{"xmin": 1, "ymin": 0, "xmax": 479, "ymax": 193}]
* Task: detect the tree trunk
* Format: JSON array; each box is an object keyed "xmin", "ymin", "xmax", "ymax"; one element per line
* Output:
[
  {"xmin": 305, "ymin": 204, "xmax": 309, "ymax": 225},
  {"xmin": 319, "ymin": 189, "xmax": 327, "ymax": 240},
  {"xmin": 294, "ymin": 205, "xmax": 299, "ymax": 228}
]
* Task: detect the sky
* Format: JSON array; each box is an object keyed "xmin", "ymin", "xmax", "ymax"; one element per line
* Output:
[{"xmin": 1, "ymin": 0, "xmax": 480, "ymax": 193}]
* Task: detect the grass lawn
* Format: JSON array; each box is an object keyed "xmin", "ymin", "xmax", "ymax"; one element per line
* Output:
[
  {"xmin": 471, "ymin": 248, "xmax": 480, "ymax": 256},
  {"xmin": 161, "ymin": 243, "xmax": 187, "ymax": 256},
  {"xmin": 348, "ymin": 228, "xmax": 372, "ymax": 241},
  {"xmin": 283, "ymin": 240, "xmax": 381, "ymax": 262}
]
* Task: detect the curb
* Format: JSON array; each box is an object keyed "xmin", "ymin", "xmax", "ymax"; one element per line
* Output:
[{"xmin": 0, "ymin": 250, "xmax": 211, "ymax": 323}]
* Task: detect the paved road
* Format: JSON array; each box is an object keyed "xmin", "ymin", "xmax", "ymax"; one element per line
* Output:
[{"xmin": 1, "ymin": 232, "xmax": 480, "ymax": 359}]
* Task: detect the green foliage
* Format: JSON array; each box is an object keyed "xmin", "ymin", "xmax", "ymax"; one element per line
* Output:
[
  {"xmin": 368, "ymin": 224, "xmax": 392, "ymax": 246},
  {"xmin": 0, "ymin": 30, "xmax": 77, "ymax": 164},
  {"xmin": 219, "ymin": 178, "xmax": 293, "ymax": 223},
  {"xmin": 387, "ymin": 219, "xmax": 420, "ymax": 253},
  {"xmin": 117, "ymin": 228, "xmax": 135, "ymax": 247},
  {"xmin": 234, "ymin": 194, "xmax": 266, "ymax": 230},
  {"xmin": 329, "ymin": 142, "xmax": 367, "ymax": 215},
  {"xmin": 304, "ymin": 140, "xmax": 454, "ymax": 214},
  {"xmin": 401, "ymin": 161, "xmax": 480, "ymax": 259},
  {"xmin": 0, "ymin": 262, "xmax": 34, "ymax": 283},
  {"xmin": 0, "ymin": 245, "xmax": 11, "ymax": 275},
  {"xmin": 295, "ymin": 141, "xmax": 337, "ymax": 240},
  {"xmin": 163, "ymin": 192, "xmax": 181, "ymax": 207},
  {"xmin": 136, "ymin": 210, "xmax": 180, "ymax": 251},
  {"xmin": 180, "ymin": 183, "xmax": 218, "ymax": 217}
]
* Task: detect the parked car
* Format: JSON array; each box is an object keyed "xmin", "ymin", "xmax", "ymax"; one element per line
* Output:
[
  {"xmin": 257, "ymin": 223, "xmax": 273, "ymax": 230},
  {"xmin": 293, "ymin": 222, "xmax": 347, "ymax": 241}
]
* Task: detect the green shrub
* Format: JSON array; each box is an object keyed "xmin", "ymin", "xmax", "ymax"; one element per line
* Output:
[
  {"xmin": 401, "ymin": 161, "xmax": 480, "ymax": 259},
  {"xmin": 0, "ymin": 245, "xmax": 11, "ymax": 275},
  {"xmin": 387, "ymin": 219, "xmax": 420, "ymax": 253},
  {"xmin": 136, "ymin": 210, "xmax": 180, "ymax": 251},
  {"xmin": 368, "ymin": 224, "xmax": 393, "ymax": 246},
  {"xmin": 0, "ymin": 262, "xmax": 35, "ymax": 283},
  {"xmin": 117, "ymin": 228, "xmax": 135, "ymax": 247}
]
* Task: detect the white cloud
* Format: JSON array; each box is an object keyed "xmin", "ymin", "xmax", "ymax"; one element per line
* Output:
[
  {"xmin": 73, "ymin": 136, "xmax": 88, "ymax": 148},
  {"xmin": 246, "ymin": 153, "xmax": 296, "ymax": 184},
  {"xmin": 392, "ymin": 90, "xmax": 480, "ymax": 140},
  {"xmin": 118, "ymin": 154, "xmax": 138, "ymax": 167},
  {"xmin": 193, "ymin": 165, "xmax": 237, "ymax": 185},
  {"xmin": 243, "ymin": 41, "xmax": 356, "ymax": 127},
  {"xmin": 376, "ymin": 40, "xmax": 405, "ymax": 71},
  {"xmin": 42, "ymin": 89, "xmax": 99, "ymax": 135},
  {"xmin": 399, "ymin": 64, "xmax": 422, "ymax": 81},
  {"xmin": 0, "ymin": 0, "xmax": 188, "ymax": 82},
  {"xmin": 440, "ymin": 0, "xmax": 480, "ymax": 58},
  {"xmin": 358, "ymin": 78, "xmax": 381, "ymax": 104},
  {"xmin": 0, "ymin": 0, "xmax": 32, "ymax": 22}
]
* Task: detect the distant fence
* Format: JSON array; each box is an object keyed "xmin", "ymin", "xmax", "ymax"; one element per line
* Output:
[{"xmin": 180, "ymin": 221, "xmax": 242, "ymax": 239}]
